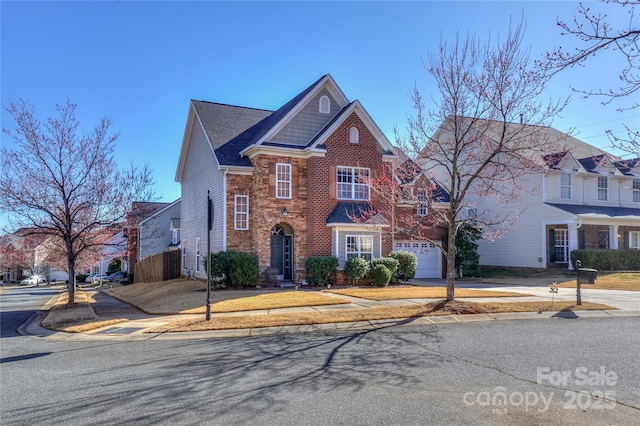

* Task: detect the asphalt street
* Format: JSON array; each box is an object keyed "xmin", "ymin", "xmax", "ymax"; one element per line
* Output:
[{"xmin": 1, "ymin": 288, "xmax": 639, "ymax": 426}]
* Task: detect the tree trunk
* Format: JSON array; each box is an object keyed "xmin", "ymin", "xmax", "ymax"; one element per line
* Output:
[{"xmin": 446, "ymin": 222, "xmax": 457, "ymax": 302}]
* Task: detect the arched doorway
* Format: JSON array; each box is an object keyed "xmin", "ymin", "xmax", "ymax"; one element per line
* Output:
[{"xmin": 270, "ymin": 224, "xmax": 293, "ymax": 280}]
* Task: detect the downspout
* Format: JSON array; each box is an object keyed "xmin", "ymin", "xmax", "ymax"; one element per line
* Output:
[{"xmin": 223, "ymin": 169, "xmax": 228, "ymax": 251}]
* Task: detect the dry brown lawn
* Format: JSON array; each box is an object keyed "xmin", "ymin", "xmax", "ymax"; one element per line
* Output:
[
  {"xmin": 41, "ymin": 290, "xmax": 127, "ymax": 333},
  {"xmin": 105, "ymin": 279, "xmax": 349, "ymax": 314},
  {"xmin": 555, "ymin": 273, "xmax": 640, "ymax": 291},
  {"xmin": 147, "ymin": 300, "xmax": 615, "ymax": 333},
  {"xmin": 327, "ymin": 287, "xmax": 530, "ymax": 300}
]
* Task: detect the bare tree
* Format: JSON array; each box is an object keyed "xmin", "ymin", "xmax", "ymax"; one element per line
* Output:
[
  {"xmin": 540, "ymin": 0, "xmax": 639, "ymax": 155},
  {"xmin": 1, "ymin": 99, "xmax": 155, "ymax": 304},
  {"xmin": 397, "ymin": 22, "xmax": 567, "ymax": 301}
]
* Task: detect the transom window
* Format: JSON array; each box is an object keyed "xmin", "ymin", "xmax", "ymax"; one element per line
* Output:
[
  {"xmin": 630, "ymin": 231, "xmax": 640, "ymax": 249},
  {"xmin": 597, "ymin": 176, "xmax": 608, "ymax": 201},
  {"xmin": 560, "ymin": 173, "xmax": 572, "ymax": 199},
  {"xmin": 337, "ymin": 166, "xmax": 370, "ymax": 200},
  {"xmin": 234, "ymin": 195, "xmax": 249, "ymax": 230},
  {"xmin": 276, "ymin": 163, "xmax": 291, "ymax": 199},
  {"xmin": 633, "ymin": 179, "xmax": 640, "ymax": 203},
  {"xmin": 417, "ymin": 189, "xmax": 427, "ymax": 216},
  {"xmin": 346, "ymin": 235, "xmax": 373, "ymax": 261}
]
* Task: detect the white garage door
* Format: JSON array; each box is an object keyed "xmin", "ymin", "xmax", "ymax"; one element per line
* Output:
[{"xmin": 394, "ymin": 241, "xmax": 442, "ymax": 279}]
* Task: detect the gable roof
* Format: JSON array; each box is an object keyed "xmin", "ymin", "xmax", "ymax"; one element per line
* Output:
[{"xmin": 176, "ymin": 74, "xmax": 395, "ymax": 177}]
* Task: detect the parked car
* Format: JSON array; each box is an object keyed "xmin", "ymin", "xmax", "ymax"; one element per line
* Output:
[
  {"xmin": 91, "ymin": 273, "xmax": 111, "ymax": 284},
  {"xmin": 19, "ymin": 275, "xmax": 46, "ymax": 285},
  {"xmin": 85, "ymin": 274, "xmax": 99, "ymax": 283},
  {"xmin": 107, "ymin": 271, "xmax": 124, "ymax": 282}
]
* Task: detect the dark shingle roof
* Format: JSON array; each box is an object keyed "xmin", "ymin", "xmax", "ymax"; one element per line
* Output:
[
  {"xmin": 193, "ymin": 75, "xmax": 328, "ymax": 167},
  {"xmin": 546, "ymin": 203, "xmax": 640, "ymax": 218},
  {"xmin": 326, "ymin": 202, "xmax": 377, "ymax": 224}
]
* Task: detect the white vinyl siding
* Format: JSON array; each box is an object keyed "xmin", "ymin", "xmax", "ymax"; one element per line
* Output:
[
  {"xmin": 234, "ymin": 195, "xmax": 249, "ymax": 230},
  {"xmin": 319, "ymin": 95, "xmax": 330, "ymax": 113},
  {"xmin": 560, "ymin": 173, "xmax": 572, "ymax": 199},
  {"xmin": 633, "ymin": 179, "xmax": 640, "ymax": 203},
  {"xmin": 337, "ymin": 166, "xmax": 370, "ymax": 200},
  {"xmin": 276, "ymin": 163, "xmax": 291, "ymax": 199},
  {"xmin": 597, "ymin": 176, "xmax": 608, "ymax": 201},
  {"xmin": 346, "ymin": 235, "xmax": 373, "ymax": 261}
]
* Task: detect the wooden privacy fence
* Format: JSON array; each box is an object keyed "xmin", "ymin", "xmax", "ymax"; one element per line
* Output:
[{"xmin": 134, "ymin": 250, "xmax": 181, "ymax": 283}]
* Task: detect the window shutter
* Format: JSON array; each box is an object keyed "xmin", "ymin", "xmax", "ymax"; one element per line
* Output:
[
  {"xmin": 578, "ymin": 230, "xmax": 585, "ymax": 249},
  {"xmin": 292, "ymin": 163, "xmax": 299, "ymax": 199},
  {"xmin": 329, "ymin": 165, "xmax": 336, "ymax": 199},
  {"xmin": 548, "ymin": 229, "xmax": 556, "ymax": 262},
  {"xmin": 268, "ymin": 162, "xmax": 275, "ymax": 198},
  {"xmin": 624, "ymin": 232, "xmax": 630, "ymax": 250}
]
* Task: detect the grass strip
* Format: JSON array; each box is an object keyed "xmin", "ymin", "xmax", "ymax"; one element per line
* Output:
[{"xmin": 327, "ymin": 287, "xmax": 531, "ymax": 301}]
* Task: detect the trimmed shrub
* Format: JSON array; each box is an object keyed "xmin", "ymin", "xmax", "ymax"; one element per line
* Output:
[
  {"xmin": 389, "ymin": 251, "xmax": 418, "ymax": 281},
  {"xmin": 372, "ymin": 264, "xmax": 392, "ymax": 287},
  {"xmin": 305, "ymin": 256, "xmax": 339, "ymax": 286},
  {"xmin": 344, "ymin": 257, "xmax": 370, "ymax": 286},
  {"xmin": 571, "ymin": 249, "xmax": 640, "ymax": 271},
  {"xmin": 370, "ymin": 257, "xmax": 400, "ymax": 283},
  {"xmin": 207, "ymin": 250, "xmax": 259, "ymax": 288}
]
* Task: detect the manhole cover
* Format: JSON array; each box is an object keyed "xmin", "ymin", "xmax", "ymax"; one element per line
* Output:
[{"xmin": 97, "ymin": 327, "xmax": 144, "ymax": 335}]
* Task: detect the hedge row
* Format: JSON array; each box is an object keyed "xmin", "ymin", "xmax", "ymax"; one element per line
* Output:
[{"xmin": 571, "ymin": 249, "xmax": 640, "ymax": 271}]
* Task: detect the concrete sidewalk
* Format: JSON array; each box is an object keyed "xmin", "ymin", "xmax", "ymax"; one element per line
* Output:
[{"xmin": 18, "ymin": 280, "xmax": 640, "ymax": 341}]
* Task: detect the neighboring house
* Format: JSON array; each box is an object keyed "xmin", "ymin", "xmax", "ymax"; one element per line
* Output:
[
  {"xmin": 0, "ymin": 229, "xmax": 46, "ymax": 282},
  {"xmin": 138, "ymin": 198, "xmax": 181, "ymax": 261},
  {"xmin": 175, "ymin": 74, "xmax": 446, "ymax": 281},
  {"xmin": 125, "ymin": 201, "xmax": 173, "ymax": 274},
  {"xmin": 429, "ymin": 120, "xmax": 640, "ymax": 271},
  {"xmin": 89, "ymin": 232, "xmax": 128, "ymax": 276},
  {"xmin": 34, "ymin": 237, "xmax": 69, "ymax": 282}
]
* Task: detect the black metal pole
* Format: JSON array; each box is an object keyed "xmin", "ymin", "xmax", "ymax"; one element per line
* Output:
[
  {"xmin": 206, "ymin": 190, "xmax": 212, "ymax": 321},
  {"xmin": 576, "ymin": 260, "xmax": 582, "ymax": 306}
]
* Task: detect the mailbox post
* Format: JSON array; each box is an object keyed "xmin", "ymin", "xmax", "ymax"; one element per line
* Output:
[{"xmin": 575, "ymin": 260, "xmax": 598, "ymax": 306}]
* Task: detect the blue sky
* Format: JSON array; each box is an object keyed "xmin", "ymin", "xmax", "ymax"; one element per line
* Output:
[{"xmin": 2, "ymin": 1, "xmax": 637, "ymax": 207}]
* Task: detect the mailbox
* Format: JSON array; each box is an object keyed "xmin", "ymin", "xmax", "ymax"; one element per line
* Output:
[{"xmin": 577, "ymin": 268, "xmax": 597, "ymax": 285}]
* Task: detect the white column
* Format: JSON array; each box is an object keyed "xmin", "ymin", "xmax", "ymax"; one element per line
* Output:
[{"xmin": 568, "ymin": 223, "xmax": 579, "ymax": 271}]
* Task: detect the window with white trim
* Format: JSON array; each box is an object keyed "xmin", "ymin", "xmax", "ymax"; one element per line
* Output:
[
  {"xmin": 182, "ymin": 240, "xmax": 187, "ymax": 269},
  {"xmin": 349, "ymin": 127, "xmax": 359, "ymax": 144},
  {"xmin": 346, "ymin": 235, "xmax": 373, "ymax": 261},
  {"xmin": 172, "ymin": 230, "xmax": 179, "ymax": 245},
  {"xmin": 319, "ymin": 95, "xmax": 330, "ymax": 114},
  {"xmin": 416, "ymin": 189, "xmax": 427, "ymax": 216},
  {"xmin": 560, "ymin": 173, "xmax": 572, "ymax": 199},
  {"xmin": 633, "ymin": 179, "xmax": 640, "ymax": 203},
  {"xmin": 234, "ymin": 195, "xmax": 249, "ymax": 230},
  {"xmin": 195, "ymin": 238, "xmax": 201, "ymax": 273},
  {"xmin": 337, "ymin": 166, "xmax": 370, "ymax": 200},
  {"xmin": 597, "ymin": 176, "xmax": 608, "ymax": 201},
  {"xmin": 630, "ymin": 231, "xmax": 640, "ymax": 249},
  {"xmin": 554, "ymin": 229, "xmax": 569, "ymax": 262},
  {"xmin": 276, "ymin": 163, "xmax": 291, "ymax": 199}
]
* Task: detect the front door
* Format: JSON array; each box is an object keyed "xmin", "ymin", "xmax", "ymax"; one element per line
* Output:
[{"xmin": 270, "ymin": 225, "xmax": 293, "ymax": 280}]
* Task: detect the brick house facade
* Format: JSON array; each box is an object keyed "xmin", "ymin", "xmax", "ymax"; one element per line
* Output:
[{"xmin": 175, "ymin": 75, "xmax": 448, "ymax": 283}]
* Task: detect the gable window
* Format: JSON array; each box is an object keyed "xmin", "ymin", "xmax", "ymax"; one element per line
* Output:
[
  {"xmin": 630, "ymin": 231, "xmax": 640, "ymax": 249},
  {"xmin": 195, "ymin": 238, "xmax": 201, "ymax": 273},
  {"xmin": 319, "ymin": 95, "xmax": 330, "ymax": 114},
  {"xmin": 633, "ymin": 179, "xmax": 640, "ymax": 203},
  {"xmin": 276, "ymin": 163, "xmax": 292, "ymax": 199},
  {"xmin": 234, "ymin": 195, "xmax": 249, "ymax": 230},
  {"xmin": 346, "ymin": 235, "xmax": 373, "ymax": 261},
  {"xmin": 416, "ymin": 189, "xmax": 427, "ymax": 216},
  {"xmin": 597, "ymin": 176, "xmax": 608, "ymax": 201},
  {"xmin": 182, "ymin": 240, "xmax": 187, "ymax": 269},
  {"xmin": 560, "ymin": 173, "xmax": 572, "ymax": 199},
  {"xmin": 349, "ymin": 127, "xmax": 359, "ymax": 144},
  {"xmin": 337, "ymin": 166, "xmax": 370, "ymax": 200}
]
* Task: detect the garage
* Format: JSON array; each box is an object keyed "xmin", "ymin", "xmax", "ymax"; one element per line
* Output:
[{"xmin": 394, "ymin": 241, "xmax": 442, "ymax": 279}]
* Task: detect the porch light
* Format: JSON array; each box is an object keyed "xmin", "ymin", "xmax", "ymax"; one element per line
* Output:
[{"xmin": 282, "ymin": 207, "xmax": 288, "ymax": 218}]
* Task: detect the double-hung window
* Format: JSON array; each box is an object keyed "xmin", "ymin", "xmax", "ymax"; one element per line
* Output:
[
  {"xmin": 346, "ymin": 235, "xmax": 373, "ymax": 261},
  {"xmin": 633, "ymin": 179, "xmax": 640, "ymax": 203},
  {"xmin": 597, "ymin": 176, "xmax": 608, "ymax": 201},
  {"xmin": 560, "ymin": 173, "xmax": 572, "ymax": 199},
  {"xmin": 276, "ymin": 163, "xmax": 291, "ymax": 199},
  {"xmin": 630, "ymin": 231, "xmax": 640, "ymax": 249},
  {"xmin": 337, "ymin": 166, "xmax": 370, "ymax": 200},
  {"xmin": 234, "ymin": 195, "xmax": 249, "ymax": 230},
  {"xmin": 416, "ymin": 189, "xmax": 427, "ymax": 216}
]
